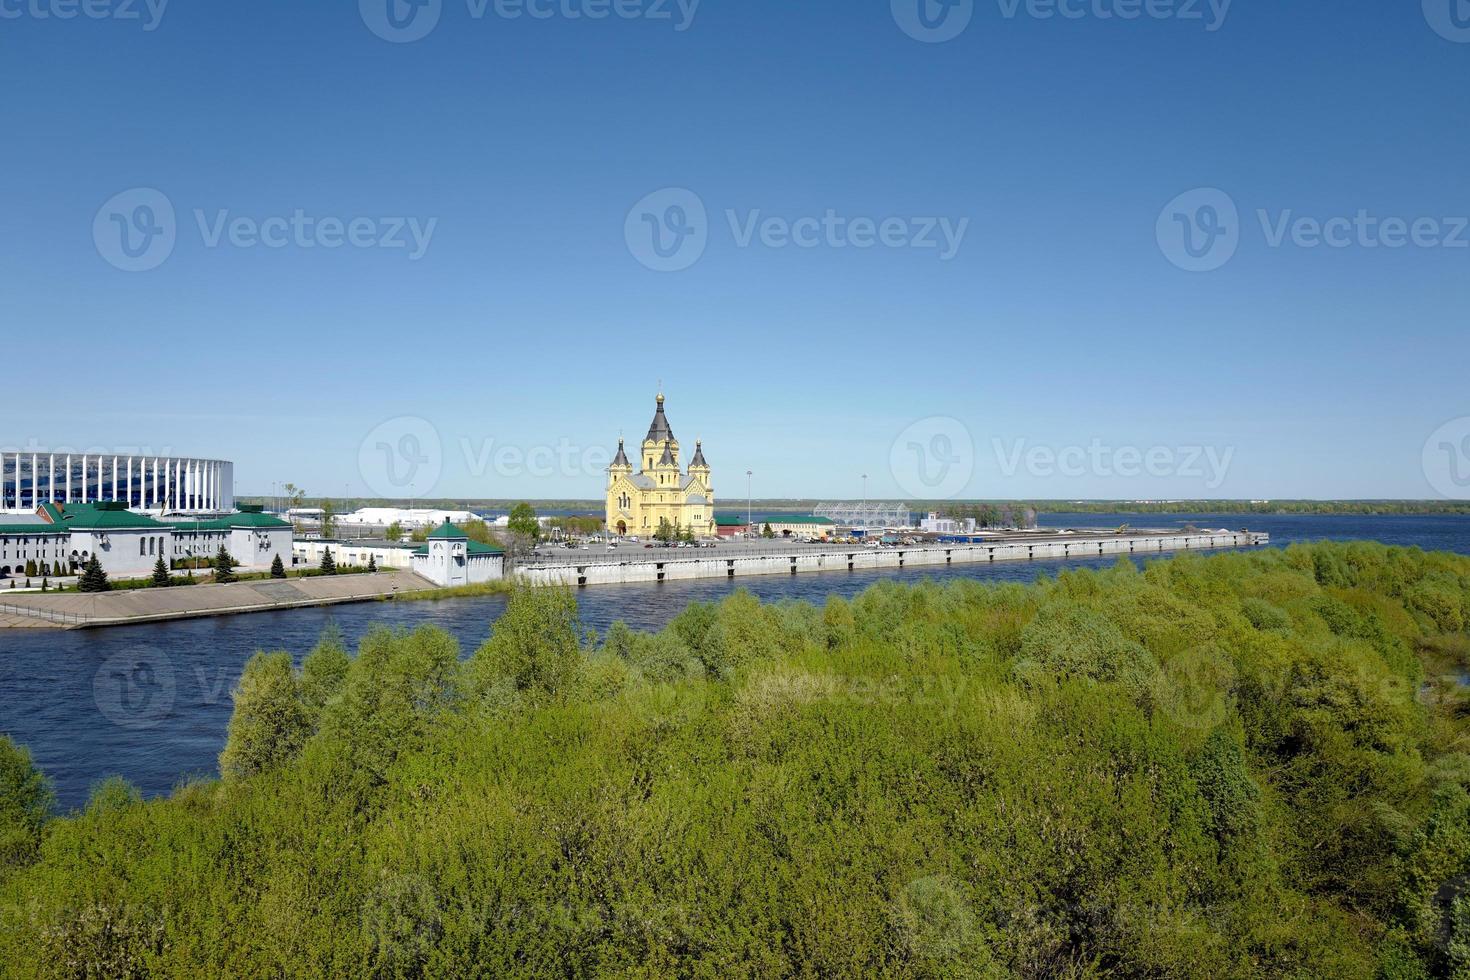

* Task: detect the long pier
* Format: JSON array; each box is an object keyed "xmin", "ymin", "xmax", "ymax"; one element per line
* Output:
[{"xmin": 514, "ymin": 529, "xmax": 1271, "ymax": 588}]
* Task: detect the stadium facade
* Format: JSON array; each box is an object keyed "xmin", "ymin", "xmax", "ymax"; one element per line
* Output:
[{"xmin": 1, "ymin": 451, "xmax": 232, "ymax": 515}]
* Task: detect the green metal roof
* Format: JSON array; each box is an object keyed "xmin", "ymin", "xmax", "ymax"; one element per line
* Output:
[
  {"xmin": 3, "ymin": 504, "xmax": 286, "ymax": 535},
  {"xmin": 0, "ymin": 524, "xmax": 68, "ymax": 537},
  {"xmin": 426, "ymin": 520, "xmax": 468, "ymax": 540},
  {"xmin": 169, "ymin": 512, "xmax": 292, "ymax": 532},
  {"xmin": 47, "ymin": 502, "xmax": 167, "ymax": 531},
  {"xmin": 714, "ymin": 515, "xmax": 748, "ymax": 526}
]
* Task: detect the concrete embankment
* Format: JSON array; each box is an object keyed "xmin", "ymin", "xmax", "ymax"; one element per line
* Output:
[
  {"xmin": 0, "ymin": 571, "xmax": 435, "ymax": 630},
  {"xmin": 514, "ymin": 530, "xmax": 1271, "ymax": 588}
]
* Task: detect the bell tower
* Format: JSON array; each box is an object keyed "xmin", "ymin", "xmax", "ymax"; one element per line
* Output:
[
  {"xmin": 689, "ymin": 439, "xmax": 711, "ymax": 486},
  {"xmin": 641, "ymin": 391, "xmax": 678, "ymax": 472},
  {"xmin": 609, "ymin": 437, "xmax": 632, "ymax": 487}
]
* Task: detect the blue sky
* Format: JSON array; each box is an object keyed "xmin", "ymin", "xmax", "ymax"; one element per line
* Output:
[{"xmin": 2, "ymin": 0, "xmax": 1467, "ymax": 502}]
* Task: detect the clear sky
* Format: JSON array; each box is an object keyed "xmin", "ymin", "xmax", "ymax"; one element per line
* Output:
[{"xmin": 2, "ymin": 0, "xmax": 1467, "ymax": 503}]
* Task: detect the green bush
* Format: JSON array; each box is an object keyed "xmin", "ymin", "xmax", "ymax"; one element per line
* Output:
[
  {"xmin": 1242, "ymin": 595, "xmax": 1292, "ymax": 631},
  {"xmin": 219, "ymin": 652, "xmax": 314, "ymax": 781},
  {"xmin": 0, "ymin": 737, "xmax": 52, "ymax": 872}
]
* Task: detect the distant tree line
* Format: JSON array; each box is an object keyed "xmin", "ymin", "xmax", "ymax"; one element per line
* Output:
[
  {"xmin": 935, "ymin": 503, "xmax": 1038, "ymax": 528},
  {"xmin": 1023, "ymin": 499, "xmax": 1470, "ymax": 516}
]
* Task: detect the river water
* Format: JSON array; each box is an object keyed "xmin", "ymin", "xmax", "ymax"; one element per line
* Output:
[{"xmin": 3, "ymin": 513, "xmax": 1468, "ymax": 808}]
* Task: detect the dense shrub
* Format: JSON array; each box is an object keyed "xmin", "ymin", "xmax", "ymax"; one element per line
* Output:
[
  {"xmin": 0, "ymin": 738, "xmax": 52, "ymax": 872},
  {"xmin": 3, "ymin": 542, "xmax": 1470, "ymax": 977}
]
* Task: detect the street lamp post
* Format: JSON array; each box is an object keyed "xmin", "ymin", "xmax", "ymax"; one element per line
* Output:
[
  {"xmin": 861, "ymin": 473, "xmax": 868, "ymax": 533},
  {"xmin": 746, "ymin": 470, "xmax": 753, "ymax": 535}
]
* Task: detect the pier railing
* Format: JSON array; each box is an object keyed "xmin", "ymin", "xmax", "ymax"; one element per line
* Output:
[
  {"xmin": 0, "ymin": 602, "xmax": 87, "ymax": 625},
  {"xmin": 513, "ymin": 534, "xmax": 1262, "ymax": 570}
]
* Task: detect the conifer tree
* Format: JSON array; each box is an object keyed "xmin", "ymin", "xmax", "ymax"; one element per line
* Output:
[
  {"xmin": 367, "ymin": 554, "xmax": 378, "ymax": 573},
  {"xmin": 213, "ymin": 546, "xmax": 237, "ymax": 584},
  {"xmin": 270, "ymin": 554, "xmax": 286, "ymax": 579},
  {"xmin": 320, "ymin": 548, "xmax": 337, "ymax": 575},
  {"xmin": 150, "ymin": 555, "xmax": 170, "ymax": 588},
  {"xmin": 78, "ymin": 555, "xmax": 109, "ymax": 593}
]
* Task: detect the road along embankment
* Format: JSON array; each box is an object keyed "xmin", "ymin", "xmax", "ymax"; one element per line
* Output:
[{"xmin": 0, "ymin": 571, "xmax": 435, "ymax": 630}]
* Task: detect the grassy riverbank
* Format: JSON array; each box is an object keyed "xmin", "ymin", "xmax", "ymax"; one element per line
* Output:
[
  {"xmin": 383, "ymin": 579, "xmax": 514, "ymax": 603},
  {"xmin": 3, "ymin": 541, "xmax": 1470, "ymax": 976}
]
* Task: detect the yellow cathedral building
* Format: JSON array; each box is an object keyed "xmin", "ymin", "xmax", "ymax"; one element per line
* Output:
[{"xmin": 606, "ymin": 393, "xmax": 716, "ymax": 538}]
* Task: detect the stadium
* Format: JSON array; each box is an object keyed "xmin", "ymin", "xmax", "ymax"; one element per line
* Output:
[{"xmin": 1, "ymin": 451, "xmax": 233, "ymax": 515}]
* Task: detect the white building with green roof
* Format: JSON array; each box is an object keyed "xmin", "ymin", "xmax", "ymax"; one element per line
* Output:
[
  {"xmin": 410, "ymin": 520, "xmax": 505, "ymax": 587},
  {"xmin": 0, "ymin": 502, "xmax": 291, "ymax": 581}
]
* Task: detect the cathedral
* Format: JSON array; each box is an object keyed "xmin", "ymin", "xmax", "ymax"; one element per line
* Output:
[{"xmin": 606, "ymin": 393, "xmax": 716, "ymax": 539}]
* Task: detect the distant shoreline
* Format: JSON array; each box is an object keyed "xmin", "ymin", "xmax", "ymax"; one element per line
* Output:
[{"xmin": 236, "ymin": 497, "xmax": 1470, "ymax": 518}]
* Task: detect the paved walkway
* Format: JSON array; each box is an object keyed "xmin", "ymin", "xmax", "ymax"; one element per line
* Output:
[{"xmin": 0, "ymin": 571, "xmax": 435, "ymax": 629}]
